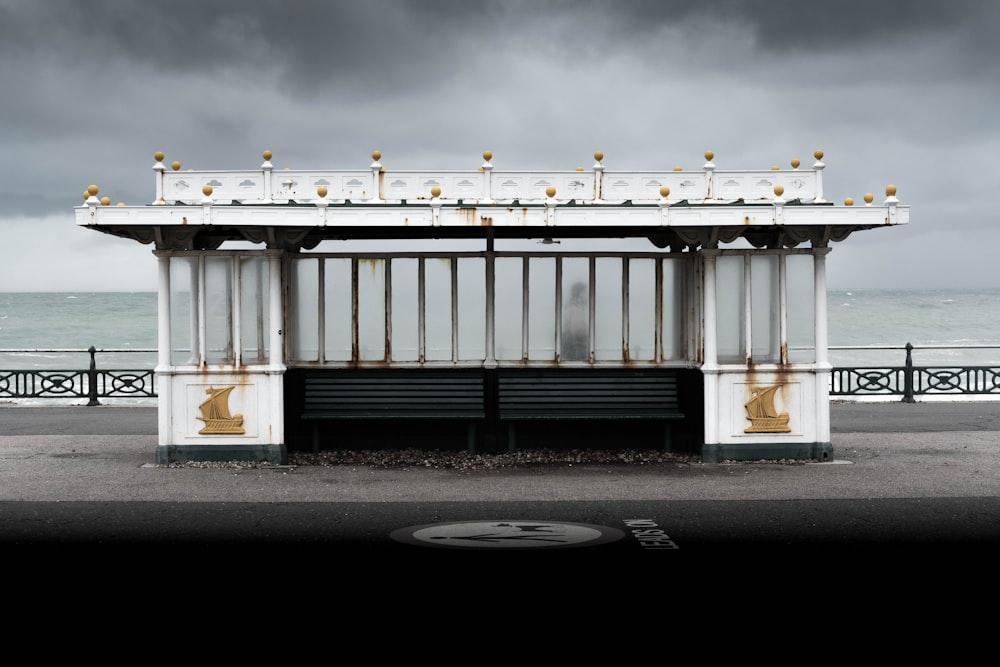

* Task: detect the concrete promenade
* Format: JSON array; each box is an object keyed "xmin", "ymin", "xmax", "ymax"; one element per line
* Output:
[{"xmin": 1, "ymin": 400, "xmax": 999, "ymax": 558}]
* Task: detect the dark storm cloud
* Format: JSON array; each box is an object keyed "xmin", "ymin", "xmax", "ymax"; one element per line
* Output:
[
  {"xmin": 1, "ymin": 0, "xmax": 999, "ymax": 289},
  {"xmin": 6, "ymin": 1, "xmax": 995, "ymax": 87},
  {"xmin": 2, "ymin": 0, "xmax": 499, "ymax": 92}
]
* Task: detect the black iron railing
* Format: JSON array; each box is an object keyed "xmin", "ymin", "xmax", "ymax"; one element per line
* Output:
[
  {"xmin": 2, "ymin": 343, "xmax": 999, "ymax": 404},
  {"xmin": 829, "ymin": 343, "xmax": 1000, "ymax": 402},
  {"xmin": 0, "ymin": 346, "xmax": 157, "ymax": 405}
]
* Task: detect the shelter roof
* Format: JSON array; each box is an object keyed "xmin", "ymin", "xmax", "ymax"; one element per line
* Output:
[{"xmin": 76, "ymin": 150, "xmax": 907, "ymax": 251}]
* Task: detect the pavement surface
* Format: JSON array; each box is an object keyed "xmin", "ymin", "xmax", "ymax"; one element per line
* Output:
[{"xmin": 2, "ymin": 400, "xmax": 999, "ymax": 564}]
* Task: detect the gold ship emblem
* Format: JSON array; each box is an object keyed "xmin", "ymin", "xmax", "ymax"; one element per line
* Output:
[
  {"xmin": 197, "ymin": 385, "xmax": 245, "ymax": 434},
  {"xmin": 744, "ymin": 384, "xmax": 791, "ymax": 433}
]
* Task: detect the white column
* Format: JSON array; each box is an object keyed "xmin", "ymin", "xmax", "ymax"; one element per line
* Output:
[
  {"xmin": 813, "ymin": 247, "xmax": 831, "ymax": 367},
  {"xmin": 814, "ymin": 246, "xmax": 832, "ymax": 443},
  {"xmin": 268, "ymin": 251, "xmax": 285, "ymax": 369},
  {"xmin": 188, "ymin": 258, "xmax": 200, "ymax": 366},
  {"xmin": 232, "ymin": 256, "xmax": 242, "ymax": 366},
  {"xmin": 592, "ymin": 152, "xmax": 604, "ymax": 201},
  {"xmin": 371, "ymin": 151, "xmax": 383, "ymax": 203},
  {"xmin": 261, "ymin": 151, "xmax": 274, "ymax": 204},
  {"xmin": 155, "ymin": 251, "xmax": 172, "ymax": 446},
  {"xmin": 197, "ymin": 258, "xmax": 207, "ymax": 365},
  {"xmin": 481, "ymin": 151, "xmax": 494, "ymax": 204},
  {"xmin": 155, "ymin": 251, "xmax": 172, "ymax": 371},
  {"xmin": 743, "ymin": 254, "xmax": 752, "ymax": 364},
  {"xmin": 153, "ymin": 154, "xmax": 166, "ymax": 205},
  {"xmin": 778, "ymin": 253, "xmax": 788, "ymax": 364},
  {"xmin": 812, "ymin": 150, "xmax": 826, "ymax": 203},
  {"xmin": 268, "ymin": 250, "xmax": 285, "ymax": 445},
  {"xmin": 484, "ymin": 241, "xmax": 496, "ymax": 368},
  {"xmin": 701, "ymin": 249, "xmax": 720, "ymax": 445},
  {"xmin": 703, "ymin": 151, "xmax": 716, "ymax": 200}
]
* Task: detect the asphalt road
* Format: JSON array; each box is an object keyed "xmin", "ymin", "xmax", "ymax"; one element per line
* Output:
[{"xmin": 2, "ymin": 401, "xmax": 999, "ymax": 562}]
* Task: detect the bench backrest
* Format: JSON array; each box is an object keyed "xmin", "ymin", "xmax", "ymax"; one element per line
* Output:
[
  {"xmin": 497, "ymin": 368, "xmax": 681, "ymax": 418},
  {"xmin": 303, "ymin": 369, "xmax": 486, "ymax": 419}
]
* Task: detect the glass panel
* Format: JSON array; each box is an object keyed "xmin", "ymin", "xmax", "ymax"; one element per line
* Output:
[
  {"xmin": 786, "ymin": 254, "xmax": 815, "ymax": 363},
  {"xmin": 290, "ymin": 258, "xmax": 319, "ymax": 361},
  {"xmin": 425, "ymin": 258, "xmax": 453, "ymax": 361},
  {"xmin": 169, "ymin": 256, "xmax": 197, "ymax": 366},
  {"xmin": 390, "ymin": 258, "xmax": 419, "ymax": 361},
  {"xmin": 358, "ymin": 258, "xmax": 386, "ymax": 361},
  {"xmin": 751, "ymin": 254, "xmax": 780, "ymax": 363},
  {"xmin": 324, "ymin": 258, "xmax": 353, "ymax": 361},
  {"xmin": 494, "ymin": 258, "xmax": 523, "ymax": 361},
  {"xmin": 594, "ymin": 258, "xmax": 623, "ymax": 361},
  {"xmin": 628, "ymin": 258, "xmax": 655, "ymax": 361},
  {"xmin": 527, "ymin": 257, "xmax": 555, "ymax": 360},
  {"xmin": 560, "ymin": 257, "xmax": 590, "ymax": 361},
  {"xmin": 204, "ymin": 256, "xmax": 233, "ymax": 364},
  {"xmin": 239, "ymin": 255, "xmax": 269, "ymax": 364},
  {"xmin": 457, "ymin": 258, "xmax": 486, "ymax": 361},
  {"xmin": 661, "ymin": 258, "xmax": 685, "ymax": 361},
  {"xmin": 716, "ymin": 254, "xmax": 744, "ymax": 363}
]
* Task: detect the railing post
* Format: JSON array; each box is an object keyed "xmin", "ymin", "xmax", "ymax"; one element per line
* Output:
[
  {"xmin": 902, "ymin": 342, "xmax": 915, "ymax": 403},
  {"xmin": 87, "ymin": 345, "xmax": 100, "ymax": 406}
]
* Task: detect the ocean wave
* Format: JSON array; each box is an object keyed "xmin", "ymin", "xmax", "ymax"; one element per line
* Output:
[{"xmin": 4, "ymin": 352, "xmax": 70, "ymax": 360}]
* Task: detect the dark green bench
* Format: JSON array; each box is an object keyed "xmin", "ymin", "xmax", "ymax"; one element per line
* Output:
[
  {"xmin": 497, "ymin": 368, "xmax": 685, "ymax": 452},
  {"xmin": 301, "ymin": 369, "xmax": 486, "ymax": 452}
]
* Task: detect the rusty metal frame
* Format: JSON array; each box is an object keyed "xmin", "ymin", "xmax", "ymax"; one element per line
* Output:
[{"xmin": 287, "ymin": 249, "xmax": 699, "ymax": 369}]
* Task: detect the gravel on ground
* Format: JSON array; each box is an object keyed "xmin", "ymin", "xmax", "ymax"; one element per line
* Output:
[{"xmin": 160, "ymin": 448, "xmax": 703, "ymax": 470}]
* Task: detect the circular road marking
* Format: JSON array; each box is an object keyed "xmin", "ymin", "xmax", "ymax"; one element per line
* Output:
[{"xmin": 390, "ymin": 520, "xmax": 625, "ymax": 550}]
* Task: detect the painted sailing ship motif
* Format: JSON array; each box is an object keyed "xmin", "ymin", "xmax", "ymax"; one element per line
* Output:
[
  {"xmin": 744, "ymin": 384, "xmax": 791, "ymax": 433},
  {"xmin": 197, "ymin": 385, "xmax": 245, "ymax": 434}
]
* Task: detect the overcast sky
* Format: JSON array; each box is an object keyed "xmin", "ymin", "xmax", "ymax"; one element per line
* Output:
[{"xmin": 1, "ymin": 0, "xmax": 998, "ymax": 292}]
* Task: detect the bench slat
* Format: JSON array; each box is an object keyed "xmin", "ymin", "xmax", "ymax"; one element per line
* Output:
[
  {"xmin": 497, "ymin": 369, "xmax": 683, "ymax": 420},
  {"xmin": 302, "ymin": 370, "xmax": 487, "ymax": 420}
]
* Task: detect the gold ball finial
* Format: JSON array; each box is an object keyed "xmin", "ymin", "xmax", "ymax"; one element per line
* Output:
[
  {"xmin": 202, "ymin": 184, "xmax": 213, "ymax": 197},
  {"xmin": 886, "ymin": 184, "xmax": 897, "ymax": 197},
  {"xmin": 704, "ymin": 150, "xmax": 714, "ymax": 162},
  {"xmin": 844, "ymin": 197, "xmax": 854, "ymax": 206},
  {"xmin": 791, "ymin": 158, "xmax": 800, "ymax": 169},
  {"xmin": 100, "ymin": 196, "xmax": 111, "ymax": 206},
  {"xmin": 864, "ymin": 193, "xmax": 874, "ymax": 204},
  {"xmin": 371, "ymin": 150, "xmax": 381, "ymax": 162},
  {"xmin": 673, "ymin": 166, "xmax": 682, "ymax": 172},
  {"xmin": 171, "ymin": 161, "xmax": 181, "ymax": 171},
  {"xmin": 659, "ymin": 185, "xmax": 670, "ymax": 198},
  {"xmin": 545, "ymin": 186, "xmax": 556, "ymax": 198},
  {"xmin": 575, "ymin": 166, "xmax": 584, "ymax": 171},
  {"xmin": 154, "ymin": 151, "xmax": 165, "ymax": 162},
  {"xmin": 483, "ymin": 150, "xmax": 492, "ymax": 161},
  {"xmin": 430, "ymin": 185, "xmax": 441, "ymax": 198},
  {"xmin": 83, "ymin": 190, "xmax": 89, "ymax": 201},
  {"xmin": 116, "ymin": 202, "xmax": 125, "ymax": 206},
  {"xmin": 87, "ymin": 185, "xmax": 99, "ymax": 197},
  {"xmin": 771, "ymin": 166, "xmax": 779, "ymax": 171},
  {"xmin": 594, "ymin": 151, "xmax": 604, "ymax": 162},
  {"xmin": 317, "ymin": 186, "xmax": 328, "ymax": 198},
  {"xmin": 814, "ymin": 149, "xmax": 824, "ymax": 160},
  {"xmin": 262, "ymin": 150, "xmax": 272, "ymax": 161},
  {"xmin": 774, "ymin": 185, "xmax": 784, "ymax": 197}
]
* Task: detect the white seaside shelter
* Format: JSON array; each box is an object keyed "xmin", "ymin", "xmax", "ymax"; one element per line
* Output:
[{"xmin": 77, "ymin": 149, "xmax": 907, "ymax": 464}]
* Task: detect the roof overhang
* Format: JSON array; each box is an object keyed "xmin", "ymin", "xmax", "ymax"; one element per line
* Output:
[{"xmin": 75, "ymin": 199, "xmax": 908, "ymax": 252}]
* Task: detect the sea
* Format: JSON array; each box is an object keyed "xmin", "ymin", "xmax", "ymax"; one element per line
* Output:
[{"xmin": 1, "ymin": 289, "xmax": 998, "ymax": 404}]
